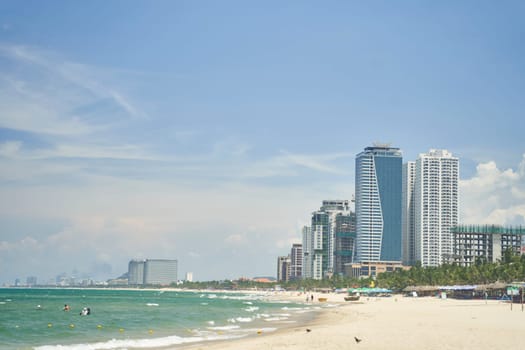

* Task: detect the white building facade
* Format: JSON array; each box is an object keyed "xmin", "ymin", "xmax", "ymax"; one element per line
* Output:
[
  {"xmin": 414, "ymin": 150, "xmax": 459, "ymax": 267},
  {"xmin": 301, "ymin": 226, "xmax": 312, "ymax": 278},
  {"xmin": 129, "ymin": 259, "xmax": 178, "ymax": 285}
]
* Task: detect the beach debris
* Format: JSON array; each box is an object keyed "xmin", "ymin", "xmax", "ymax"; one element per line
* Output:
[
  {"xmin": 354, "ymin": 336, "xmax": 362, "ymax": 343},
  {"xmin": 306, "ymin": 328, "xmax": 312, "ymax": 332}
]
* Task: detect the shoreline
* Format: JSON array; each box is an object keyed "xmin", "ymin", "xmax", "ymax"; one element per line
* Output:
[{"xmin": 172, "ymin": 292, "xmax": 524, "ymax": 350}]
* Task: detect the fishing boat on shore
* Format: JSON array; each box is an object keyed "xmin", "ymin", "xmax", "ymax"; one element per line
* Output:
[{"xmin": 344, "ymin": 294, "xmax": 360, "ymax": 301}]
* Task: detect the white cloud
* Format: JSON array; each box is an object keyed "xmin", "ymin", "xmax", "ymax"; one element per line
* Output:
[
  {"xmin": 460, "ymin": 154, "xmax": 525, "ymax": 225},
  {"xmin": 0, "ymin": 141, "xmax": 22, "ymax": 157}
]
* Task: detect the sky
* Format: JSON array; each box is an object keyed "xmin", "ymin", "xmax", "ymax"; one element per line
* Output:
[{"xmin": 1, "ymin": 1, "xmax": 524, "ymax": 284}]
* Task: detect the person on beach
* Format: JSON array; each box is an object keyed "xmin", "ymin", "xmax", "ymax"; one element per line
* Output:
[{"xmin": 63, "ymin": 304, "xmax": 70, "ymax": 311}]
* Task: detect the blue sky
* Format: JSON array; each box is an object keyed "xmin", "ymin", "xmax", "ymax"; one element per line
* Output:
[{"xmin": 1, "ymin": 1, "xmax": 524, "ymax": 284}]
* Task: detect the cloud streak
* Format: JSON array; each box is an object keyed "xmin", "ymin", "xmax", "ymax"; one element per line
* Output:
[{"xmin": 0, "ymin": 44, "xmax": 142, "ymax": 137}]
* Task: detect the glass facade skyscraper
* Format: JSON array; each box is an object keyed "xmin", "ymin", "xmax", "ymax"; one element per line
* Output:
[{"xmin": 355, "ymin": 145, "xmax": 402, "ymax": 262}]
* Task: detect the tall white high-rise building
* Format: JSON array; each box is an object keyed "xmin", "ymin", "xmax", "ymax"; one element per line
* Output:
[
  {"xmin": 413, "ymin": 149, "xmax": 459, "ymax": 267},
  {"xmin": 402, "ymin": 161, "xmax": 416, "ymax": 265},
  {"xmin": 302, "ymin": 226, "xmax": 312, "ymax": 278}
]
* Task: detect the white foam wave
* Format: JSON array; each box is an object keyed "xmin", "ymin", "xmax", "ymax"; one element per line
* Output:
[
  {"xmin": 146, "ymin": 303, "xmax": 159, "ymax": 306},
  {"xmin": 263, "ymin": 317, "xmax": 289, "ymax": 321},
  {"xmin": 207, "ymin": 325, "xmax": 240, "ymax": 331},
  {"xmin": 228, "ymin": 317, "xmax": 253, "ymax": 323},
  {"xmin": 244, "ymin": 306, "xmax": 259, "ymax": 312},
  {"xmin": 34, "ymin": 332, "xmax": 243, "ymax": 350}
]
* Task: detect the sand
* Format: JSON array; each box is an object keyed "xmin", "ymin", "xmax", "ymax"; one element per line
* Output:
[{"xmin": 179, "ymin": 292, "xmax": 524, "ymax": 350}]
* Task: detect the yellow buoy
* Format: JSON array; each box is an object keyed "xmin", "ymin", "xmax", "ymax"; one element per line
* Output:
[
  {"xmin": 48, "ymin": 323, "xmax": 53, "ymax": 328},
  {"xmin": 69, "ymin": 324, "xmax": 75, "ymax": 329},
  {"xmin": 257, "ymin": 330, "xmax": 262, "ymax": 335},
  {"xmin": 148, "ymin": 329, "xmax": 154, "ymax": 334},
  {"xmin": 119, "ymin": 328, "xmax": 125, "ymax": 333},
  {"xmin": 97, "ymin": 324, "xmax": 103, "ymax": 329}
]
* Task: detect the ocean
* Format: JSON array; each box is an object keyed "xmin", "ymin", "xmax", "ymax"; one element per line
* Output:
[{"xmin": 0, "ymin": 288, "xmax": 318, "ymax": 350}]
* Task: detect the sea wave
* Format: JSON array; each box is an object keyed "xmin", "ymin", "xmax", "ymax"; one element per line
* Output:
[
  {"xmin": 34, "ymin": 333, "xmax": 243, "ymax": 350},
  {"xmin": 207, "ymin": 325, "xmax": 240, "ymax": 331},
  {"xmin": 244, "ymin": 306, "xmax": 259, "ymax": 312},
  {"xmin": 228, "ymin": 317, "xmax": 253, "ymax": 323}
]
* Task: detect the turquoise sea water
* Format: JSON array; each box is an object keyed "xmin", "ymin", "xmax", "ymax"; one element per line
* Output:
[{"xmin": 0, "ymin": 288, "xmax": 316, "ymax": 350}]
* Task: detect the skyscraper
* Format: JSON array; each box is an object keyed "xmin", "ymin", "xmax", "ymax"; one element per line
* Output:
[
  {"xmin": 355, "ymin": 145, "xmax": 402, "ymax": 262},
  {"xmin": 301, "ymin": 226, "xmax": 312, "ymax": 278},
  {"xmin": 290, "ymin": 243, "xmax": 303, "ymax": 280},
  {"xmin": 321, "ymin": 200, "xmax": 351, "ymax": 273},
  {"xmin": 310, "ymin": 210, "xmax": 329, "ymax": 279},
  {"xmin": 402, "ymin": 161, "xmax": 416, "ymax": 265},
  {"xmin": 333, "ymin": 211, "xmax": 356, "ymax": 275},
  {"xmin": 277, "ymin": 255, "xmax": 291, "ymax": 282},
  {"xmin": 302, "ymin": 200, "xmax": 352, "ymax": 279},
  {"xmin": 128, "ymin": 259, "xmax": 145, "ymax": 285},
  {"xmin": 143, "ymin": 259, "xmax": 178, "ymax": 285},
  {"xmin": 413, "ymin": 149, "xmax": 459, "ymax": 267}
]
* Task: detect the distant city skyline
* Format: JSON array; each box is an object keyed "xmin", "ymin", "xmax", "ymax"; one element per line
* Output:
[{"xmin": 1, "ymin": 1, "xmax": 525, "ymax": 284}]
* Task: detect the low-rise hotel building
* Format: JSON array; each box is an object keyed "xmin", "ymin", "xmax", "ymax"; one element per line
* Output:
[{"xmin": 345, "ymin": 261, "xmax": 408, "ymax": 279}]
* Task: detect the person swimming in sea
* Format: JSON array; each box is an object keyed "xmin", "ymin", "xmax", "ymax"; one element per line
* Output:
[
  {"xmin": 63, "ymin": 304, "xmax": 70, "ymax": 311},
  {"xmin": 80, "ymin": 307, "xmax": 91, "ymax": 316}
]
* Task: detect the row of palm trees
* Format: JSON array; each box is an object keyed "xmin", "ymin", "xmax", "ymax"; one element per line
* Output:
[
  {"xmin": 177, "ymin": 250, "xmax": 525, "ymax": 292},
  {"xmin": 376, "ymin": 250, "xmax": 525, "ymax": 291}
]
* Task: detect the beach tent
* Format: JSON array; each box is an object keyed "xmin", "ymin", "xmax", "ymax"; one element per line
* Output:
[
  {"xmin": 438, "ymin": 285, "xmax": 477, "ymax": 291},
  {"xmin": 348, "ymin": 287, "xmax": 392, "ymax": 295}
]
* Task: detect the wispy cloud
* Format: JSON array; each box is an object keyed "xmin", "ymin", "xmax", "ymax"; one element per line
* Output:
[
  {"xmin": 240, "ymin": 151, "xmax": 352, "ymax": 178},
  {"xmin": 0, "ymin": 44, "xmax": 143, "ymax": 137}
]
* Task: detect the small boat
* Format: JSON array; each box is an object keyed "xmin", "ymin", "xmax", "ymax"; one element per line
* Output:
[
  {"xmin": 318, "ymin": 297, "xmax": 328, "ymax": 302},
  {"xmin": 344, "ymin": 295, "xmax": 360, "ymax": 301}
]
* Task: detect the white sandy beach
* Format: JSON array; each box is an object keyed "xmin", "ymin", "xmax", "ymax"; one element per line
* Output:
[{"xmin": 177, "ymin": 292, "xmax": 524, "ymax": 350}]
